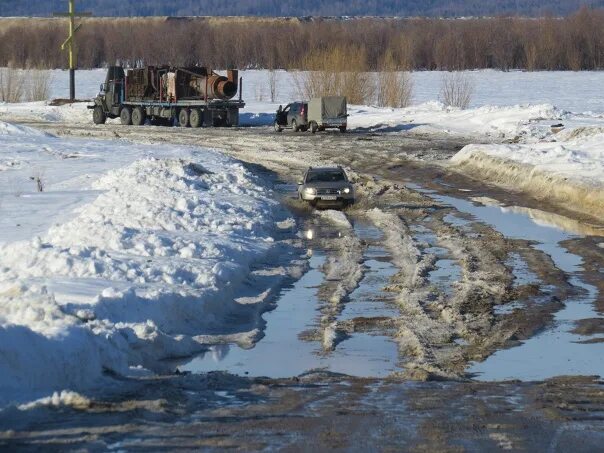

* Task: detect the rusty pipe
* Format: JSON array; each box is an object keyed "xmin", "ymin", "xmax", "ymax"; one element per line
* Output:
[{"xmin": 189, "ymin": 71, "xmax": 238, "ymax": 100}]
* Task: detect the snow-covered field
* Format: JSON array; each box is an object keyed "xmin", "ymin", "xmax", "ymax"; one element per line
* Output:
[
  {"xmin": 0, "ymin": 120, "xmax": 294, "ymax": 405},
  {"xmin": 43, "ymin": 68, "xmax": 604, "ymax": 114}
]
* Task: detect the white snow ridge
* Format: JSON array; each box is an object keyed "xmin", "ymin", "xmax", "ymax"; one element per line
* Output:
[{"xmin": 0, "ymin": 131, "xmax": 286, "ymax": 405}]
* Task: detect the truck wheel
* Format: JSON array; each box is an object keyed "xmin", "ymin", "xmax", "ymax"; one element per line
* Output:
[
  {"xmin": 339, "ymin": 125, "xmax": 347, "ymax": 133},
  {"xmin": 291, "ymin": 119, "xmax": 298, "ymax": 132},
  {"xmin": 274, "ymin": 121, "xmax": 282, "ymax": 133},
  {"xmin": 92, "ymin": 106, "xmax": 106, "ymax": 125},
  {"xmin": 310, "ymin": 122, "xmax": 317, "ymax": 134},
  {"xmin": 189, "ymin": 109, "xmax": 202, "ymax": 128},
  {"xmin": 178, "ymin": 109, "xmax": 190, "ymax": 127},
  {"xmin": 132, "ymin": 107, "xmax": 146, "ymax": 126},
  {"xmin": 120, "ymin": 107, "xmax": 132, "ymax": 125}
]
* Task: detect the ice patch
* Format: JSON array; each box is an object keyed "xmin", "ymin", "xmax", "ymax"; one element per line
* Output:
[
  {"xmin": 318, "ymin": 210, "xmax": 352, "ymax": 228},
  {"xmin": 17, "ymin": 391, "xmax": 91, "ymax": 411}
]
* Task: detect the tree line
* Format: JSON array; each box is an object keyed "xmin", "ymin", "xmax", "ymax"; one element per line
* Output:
[
  {"xmin": 1, "ymin": 0, "xmax": 602, "ymax": 18},
  {"xmin": 1, "ymin": 8, "xmax": 604, "ymax": 71}
]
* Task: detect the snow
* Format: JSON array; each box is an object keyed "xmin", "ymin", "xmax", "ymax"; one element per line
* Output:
[
  {"xmin": 0, "ymin": 69, "xmax": 574, "ymax": 139},
  {"xmin": 451, "ymin": 115, "xmax": 604, "ymax": 219},
  {"xmin": 0, "ymin": 121, "xmax": 286, "ymax": 405},
  {"xmin": 453, "ymin": 134, "xmax": 604, "ymax": 190},
  {"xmin": 44, "ymin": 68, "xmax": 604, "ymax": 114}
]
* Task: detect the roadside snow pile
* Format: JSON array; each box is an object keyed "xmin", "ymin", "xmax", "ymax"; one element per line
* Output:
[
  {"xmin": 0, "ymin": 121, "xmax": 49, "ymax": 136},
  {"xmin": 451, "ymin": 130, "xmax": 604, "ymax": 219},
  {"xmin": 0, "ymin": 101, "xmax": 95, "ymax": 124},
  {"xmin": 0, "ymin": 122, "xmax": 285, "ymax": 405},
  {"xmin": 347, "ymin": 102, "xmax": 562, "ymax": 139}
]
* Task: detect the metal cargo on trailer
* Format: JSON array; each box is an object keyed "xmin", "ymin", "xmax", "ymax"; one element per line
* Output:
[{"xmin": 89, "ymin": 65, "xmax": 245, "ymax": 128}]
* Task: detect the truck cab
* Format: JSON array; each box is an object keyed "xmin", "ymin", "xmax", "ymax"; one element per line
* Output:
[
  {"xmin": 274, "ymin": 102, "xmax": 308, "ymax": 132},
  {"xmin": 91, "ymin": 66, "xmax": 126, "ymax": 124}
]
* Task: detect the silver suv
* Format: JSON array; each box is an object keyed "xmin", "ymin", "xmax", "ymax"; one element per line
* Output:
[{"xmin": 298, "ymin": 166, "xmax": 355, "ymax": 208}]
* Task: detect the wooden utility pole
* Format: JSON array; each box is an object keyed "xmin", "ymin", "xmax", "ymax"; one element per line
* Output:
[{"xmin": 53, "ymin": 1, "xmax": 91, "ymax": 101}]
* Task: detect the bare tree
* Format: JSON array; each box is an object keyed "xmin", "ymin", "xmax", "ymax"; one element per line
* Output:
[
  {"xmin": 376, "ymin": 50, "xmax": 413, "ymax": 108},
  {"xmin": 296, "ymin": 45, "xmax": 374, "ymax": 105},
  {"xmin": 440, "ymin": 72, "xmax": 474, "ymax": 109},
  {"xmin": 3, "ymin": 12, "xmax": 604, "ymax": 72},
  {"xmin": 0, "ymin": 67, "xmax": 26, "ymax": 102},
  {"xmin": 25, "ymin": 70, "xmax": 53, "ymax": 101},
  {"xmin": 268, "ymin": 70, "xmax": 277, "ymax": 103}
]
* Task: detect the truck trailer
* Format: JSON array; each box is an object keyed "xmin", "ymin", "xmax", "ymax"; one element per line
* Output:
[{"xmin": 89, "ymin": 66, "xmax": 245, "ymax": 127}]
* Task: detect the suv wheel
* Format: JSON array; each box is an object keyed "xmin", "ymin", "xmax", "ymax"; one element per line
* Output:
[
  {"xmin": 274, "ymin": 121, "xmax": 282, "ymax": 132},
  {"xmin": 291, "ymin": 119, "xmax": 298, "ymax": 132}
]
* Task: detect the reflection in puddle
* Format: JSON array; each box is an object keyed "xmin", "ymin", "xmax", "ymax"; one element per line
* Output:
[
  {"xmin": 408, "ymin": 183, "xmax": 604, "ymax": 380},
  {"xmin": 472, "ymin": 198, "xmax": 604, "ymax": 238},
  {"xmin": 181, "ymin": 227, "xmax": 400, "ymax": 378}
]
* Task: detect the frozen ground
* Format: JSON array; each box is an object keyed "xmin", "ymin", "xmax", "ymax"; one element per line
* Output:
[{"xmin": 0, "ymin": 120, "xmax": 295, "ymax": 406}]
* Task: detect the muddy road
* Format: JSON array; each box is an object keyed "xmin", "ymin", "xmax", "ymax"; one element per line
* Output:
[{"xmin": 1, "ymin": 122, "xmax": 604, "ymax": 450}]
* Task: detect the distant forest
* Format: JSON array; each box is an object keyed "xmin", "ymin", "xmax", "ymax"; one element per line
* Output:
[
  {"xmin": 1, "ymin": 0, "xmax": 603, "ymax": 17},
  {"xmin": 1, "ymin": 9, "xmax": 604, "ymax": 71}
]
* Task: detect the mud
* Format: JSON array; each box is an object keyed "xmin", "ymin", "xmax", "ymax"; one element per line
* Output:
[
  {"xmin": 1, "ymin": 373, "xmax": 603, "ymax": 451},
  {"xmin": 3, "ymin": 120, "xmax": 603, "ymax": 449}
]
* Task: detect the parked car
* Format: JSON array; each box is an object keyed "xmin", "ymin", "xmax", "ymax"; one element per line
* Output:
[
  {"xmin": 274, "ymin": 102, "xmax": 308, "ymax": 132},
  {"xmin": 298, "ymin": 166, "xmax": 355, "ymax": 208}
]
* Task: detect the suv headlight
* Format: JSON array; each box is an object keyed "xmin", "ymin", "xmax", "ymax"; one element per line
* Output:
[
  {"xmin": 343, "ymin": 187, "xmax": 351, "ymax": 194},
  {"xmin": 304, "ymin": 187, "xmax": 316, "ymax": 195}
]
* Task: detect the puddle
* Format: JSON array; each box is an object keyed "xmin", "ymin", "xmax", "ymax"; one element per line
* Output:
[
  {"xmin": 443, "ymin": 213, "xmax": 471, "ymax": 228},
  {"xmin": 472, "ymin": 282, "xmax": 603, "ymax": 381},
  {"xmin": 409, "ymin": 185, "xmax": 604, "ymax": 380},
  {"xmin": 411, "ymin": 224, "xmax": 463, "ymax": 296},
  {"xmin": 428, "ymin": 259, "xmax": 461, "ymax": 296},
  {"xmin": 275, "ymin": 183, "xmax": 299, "ymax": 200},
  {"xmin": 340, "ymin": 234, "xmax": 399, "ymax": 321},
  {"xmin": 506, "ymin": 252, "xmax": 539, "ymax": 287},
  {"xmin": 493, "ymin": 301, "xmax": 526, "ymax": 316},
  {"xmin": 180, "ymin": 221, "xmax": 400, "ymax": 378},
  {"xmin": 339, "ymin": 221, "xmax": 400, "ymax": 320}
]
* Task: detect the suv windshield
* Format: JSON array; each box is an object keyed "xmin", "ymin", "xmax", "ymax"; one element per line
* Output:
[{"xmin": 306, "ymin": 170, "xmax": 346, "ymax": 183}]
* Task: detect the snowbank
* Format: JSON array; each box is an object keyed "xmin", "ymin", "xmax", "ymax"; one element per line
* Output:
[
  {"xmin": 0, "ymin": 121, "xmax": 286, "ymax": 405},
  {"xmin": 346, "ymin": 102, "xmax": 561, "ymax": 139},
  {"xmin": 0, "ymin": 101, "xmax": 100, "ymax": 124},
  {"xmin": 451, "ymin": 131, "xmax": 604, "ymax": 220}
]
